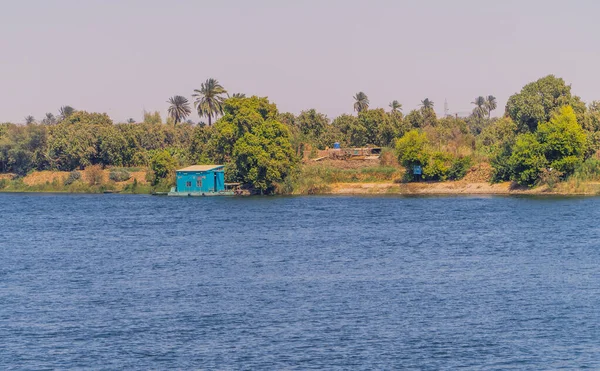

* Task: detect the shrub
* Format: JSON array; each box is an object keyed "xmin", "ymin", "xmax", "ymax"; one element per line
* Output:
[
  {"xmin": 64, "ymin": 170, "xmax": 81, "ymax": 186},
  {"xmin": 448, "ymin": 156, "xmax": 472, "ymax": 180},
  {"xmin": 423, "ymin": 152, "xmax": 451, "ymax": 181},
  {"xmin": 86, "ymin": 165, "xmax": 104, "ymax": 186},
  {"xmin": 109, "ymin": 169, "xmax": 130, "ymax": 182}
]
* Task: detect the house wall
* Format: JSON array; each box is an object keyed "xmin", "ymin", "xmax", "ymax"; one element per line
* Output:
[{"xmin": 176, "ymin": 170, "xmax": 225, "ymax": 193}]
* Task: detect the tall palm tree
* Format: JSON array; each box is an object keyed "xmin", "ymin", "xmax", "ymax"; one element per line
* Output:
[
  {"xmin": 59, "ymin": 106, "xmax": 75, "ymax": 120},
  {"xmin": 471, "ymin": 96, "xmax": 487, "ymax": 119},
  {"xmin": 389, "ymin": 100, "xmax": 403, "ymax": 113},
  {"xmin": 420, "ymin": 98, "xmax": 434, "ymax": 109},
  {"xmin": 353, "ymin": 92, "xmax": 369, "ymax": 113},
  {"xmin": 167, "ymin": 95, "xmax": 192, "ymax": 126},
  {"xmin": 485, "ymin": 95, "xmax": 497, "ymax": 119},
  {"xmin": 42, "ymin": 113, "xmax": 56, "ymax": 125},
  {"xmin": 24, "ymin": 115, "xmax": 35, "ymax": 124},
  {"xmin": 192, "ymin": 78, "xmax": 227, "ymax": 126}
]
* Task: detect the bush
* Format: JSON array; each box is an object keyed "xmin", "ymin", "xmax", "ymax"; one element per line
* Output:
[
  {"xmin": 86, "ymin": 165, "xmax": 104, "ymax": 186},
  {"xmin": 64, "ymin": 170, "xmax": 81, "ymax": 186},
  {"xmin": 423, "ymin": 152, "xmax": 451, "ymax": 181},
  {"xmin": 109, "ymin": 169, "xmax": 130, "ymax": 182},
  {"xmin": 448, "ymin": 156, "xmax": 472, "ymax": 180}
]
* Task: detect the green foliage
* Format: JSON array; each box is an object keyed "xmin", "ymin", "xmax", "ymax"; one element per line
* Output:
[
  {"xmin": 211, "ymin": 96, "xmax": 298, "ymax": 193},
  {"xmin": 109, "ymin": 169, "xmax": 131, "ymax": 182},
  {"xmin": 193, "ymin": 78, "xmax": 228, "ymax": 126},
  {"xmin": 395, "ymin": 130, "xmax": 429, "ymax": 181},
  {"xmin": 423, "ymin": 151, "xmax": 451, "ymax": 181},
  {"xmin": 396, "ymin": 130, "xmax": 429, "ymax": 167},
  {"xmin": 149, "ymin": 150, "xmax": 176, "ymax": 185},
  {"xmin": 506, "ymin": 75, "xmax": 587, "ymax": 132},
  {"xmin": 537, "ymin": 106, "xmax": 587, "ymax": 174},
  {"xmin": 167, "ymin": 96, "xmax": 192, "ymax": 125},
  {"xmin": 448, "ymin": 156, "xmax": 472, "ymax": 180},
  {"xmin": 506, "ymin": 133, "xmax": 547, "ymax": 186},
  {"xmin": 143, "ymin": 111, "xmax": 162, "ymax": 125},
  {"xmin": 477, "ymin": 117, "xmax": 518, "ymax": 155}
]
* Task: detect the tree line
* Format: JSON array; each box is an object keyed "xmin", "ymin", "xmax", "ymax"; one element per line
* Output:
[{"xmin": 2, "ymin": 74, "xmax": 599, "ymax": 192}]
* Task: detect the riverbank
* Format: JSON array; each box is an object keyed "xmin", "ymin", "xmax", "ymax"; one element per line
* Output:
[{"xmin": 2, "ymin": 161, "xmax": 600, "ymax": 196}]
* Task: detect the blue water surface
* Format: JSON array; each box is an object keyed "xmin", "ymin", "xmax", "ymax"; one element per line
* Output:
[{"xmin": 1, "ymin": 193, "xmax": 600, "ymax": 369}]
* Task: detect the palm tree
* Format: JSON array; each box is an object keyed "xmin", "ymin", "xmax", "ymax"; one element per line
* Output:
[
  {"xmin": 167, "ymin": 95, "xmax": 192, "ymax": 125},
  {"xmin": 192, "ymin": 78, "xmax": 228, "ymax": 126},
  {"xmin": 485, "ymin": 95, "xmax": 497, "ymax": 119},
  {"xmin": 230, "ymin": 93, "xmax": 246, "ymax": 99},
  {"xmin": 389, "ymin": 100, "xmax": 403, "ymax": 113},
  {"xmin": 127, "ymin": 118, "xmax": 136, "ymax": 124},
  {"xmin": 471, "ymin": 96, "xmax": 487, "ymax": 119},
  {"xmin": 24, "ymin": 115, "xmax": 35, "ymax": 124},
  {"xmin": 420, "ymin": 98, "xmax": 434, "ymax": 109},
  {"xmin": 59, "ymin": 106, "xmax": 75, "ymax": 120},
  {"xmin": 42, "ymin": 113, "xmax": 56, "ymax": 125},
  {"xmin": 353, "ymin": 92, "xmax": 369, "ymax": 113}
]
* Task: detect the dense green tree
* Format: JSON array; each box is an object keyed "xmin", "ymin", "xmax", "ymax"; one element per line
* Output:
[
  {"xmin": 405, "ymin": 109, "xmax": 424, "ymax": 128},
  {"xmin": 167, "ymin": 95, "xmax": 192, "ymax": 125},
  {"xmin": 358, "ymin": 108, "xmax": 392, "ymax": 146},
  {"xmin": 395, "ymin": 129, "xmax": 429, "ymax": 178},
  {"xmin": 353, "ymin": 92, "xmax": 369, "ymax": 113},
  {"xmin": 332, "ymin": 114, "xmax": 365, "ymax": 147},
  {"xmin": 537, "ymin": 106, "xmax": 587, "ymax": 174},
  {"xmin": 210, "ymin": 96, "xmax": 297, "ymax": 193},
  {"xmin": 193, "ymin": 78, "xmax": 227, "ymax": 126},
  {"xmin": 149, "ymin": 150, "xmax": 176, "ymax": 185},
  {"xmin": 295, "ymin": 109, "xmax": 329, "ymax": 138},
  {"xmin": 143, "ymin": 111, "xmax": 162, "ymax": 125},
  {"xmin": 506, "ymin": 75, "xmax": 586, "ymax": 132}
]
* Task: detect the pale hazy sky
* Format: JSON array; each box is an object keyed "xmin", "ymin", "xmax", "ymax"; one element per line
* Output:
[{"xmin": 1, "ymin": 0, "xmax": 599, "ymax": 123}]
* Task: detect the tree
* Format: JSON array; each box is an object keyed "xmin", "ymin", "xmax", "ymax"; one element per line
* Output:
[
  {"xmin": 59, "ymin": 106, "xmax": 75, "ymax": 120},
  {"xmin": 506, "ymin": 133, "xmax": 547, "ymax": 186},
  {"xmin": 230, "ymin": 93, "xmax": 246, "ymax": 98},
  {"xmin": 42, "ymin": 113, "xmax": 56, "ymax": 125},
  {"xmin": 167, "ymin": 95, "xmax": 192, "ymax": 126},
  {"xmin": 127, "ymin": 118, "xmax": 136, "ymax": 124},
  {"xmin": 506, "ymin": 75, "xmax": 586, "ymax": 132},
  {"xmin": 537, "ymin": 106, "xmax": 587, "ymax": 174},
  {"xmin": 396, "ymin": 130, "xmax": 429, "ymax": 171},
  {"xmin": 353, "ymin": 92, "xmax": 369, "ymax": 113},
  {"xmin": 471, "ymin": 96, "xmax": 487, "ymax": 119},
  {"xmin": 295, "ymin": 109, "xmax": 329, "ymax": 146},
  {"xmin": 389, "ymin": 100, "xmax": 402, "ymax": 114},
  {"xmin": 485, "ymin": 95, "xmax": 497, "ymax": 119},
  {"xmin": 149, "ymin": 150, "xmax": 176, "ymax": 185},
  {"xmin": 210, "ymin": 96, "xmax": 297, "ymax": 193},
  {"xmin": 25, "ymin": 116, "xmax": 36, "ymax": 124},
  {"xmin": 420, "ymin": 98, "xmax": 434, "ymax": 109},
  {"xmin": 358, "ymin": 108, "xmax": 392, "ymax": 146},
  {"xmin": 192, "ymin": 78, "xmax": 227, "ymax": 126}
]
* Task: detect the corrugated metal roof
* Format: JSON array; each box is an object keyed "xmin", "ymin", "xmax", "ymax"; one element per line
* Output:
[{"xmin": 176, "ymin": 165, "xmax": 224, "ymax": 172}]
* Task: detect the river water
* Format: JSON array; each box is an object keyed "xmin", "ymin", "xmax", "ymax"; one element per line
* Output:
[{"xmin": 1, "ymin": 193, "xmax": 600, "ymax": 369}]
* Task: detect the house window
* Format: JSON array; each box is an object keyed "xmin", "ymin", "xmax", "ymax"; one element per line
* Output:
[
  {"xmin": 196, "ymin": 178, "xmax": 202, "ymax": 188},
  {"xmin": 186, "ymin": 181, "xmax": 192, "ymax": 187}
]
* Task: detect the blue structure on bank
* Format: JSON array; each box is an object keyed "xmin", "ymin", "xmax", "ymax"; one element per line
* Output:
[{"xmin": 174, "ymin": 165, "xmax": 225, "ymax": 194}]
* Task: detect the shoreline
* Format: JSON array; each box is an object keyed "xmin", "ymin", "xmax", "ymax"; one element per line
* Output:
[{"xmin": 1, "ymin": 181, "xmax": 599, "ymax": 197}]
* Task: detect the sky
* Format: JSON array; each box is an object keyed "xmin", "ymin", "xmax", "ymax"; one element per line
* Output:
[{"xmin": 1, "ymin": 0, "xmax": 599, "ymax": 123}]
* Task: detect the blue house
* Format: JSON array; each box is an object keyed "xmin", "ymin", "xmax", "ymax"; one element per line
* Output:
[{"xmin": 170, "ymin": 165, "xmax": 228, "ymax": 196}]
